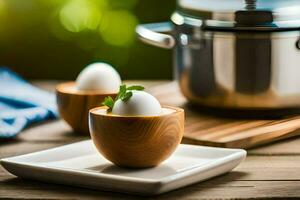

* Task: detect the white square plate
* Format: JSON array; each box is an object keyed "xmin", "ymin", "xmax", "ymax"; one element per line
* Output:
[{"xmin": 1, "ymin": 140, "xmax": 246, "ymax": 195}]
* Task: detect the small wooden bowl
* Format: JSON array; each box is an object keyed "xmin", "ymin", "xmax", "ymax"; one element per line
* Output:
[
  {"xmin": 89, "ymin": 106, "xmax": 184, "ymax": 168},
  {"xmin": 56, "ymin": 82, "xmax": 117, "ymax": 134}
]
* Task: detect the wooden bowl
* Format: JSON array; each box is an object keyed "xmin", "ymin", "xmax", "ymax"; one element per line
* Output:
[
  {"xmin": 89, "ymin": 106, "xmax": 185, "ymax": 168},
  {"xmin": 56, "ymin": 82, "xmax": 117, "ymax": 134}
]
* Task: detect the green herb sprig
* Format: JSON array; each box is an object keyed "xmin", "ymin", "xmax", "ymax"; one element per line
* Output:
[{"xmin": 102, "ymin": 84, "xmax": 145, "ymax": 111}]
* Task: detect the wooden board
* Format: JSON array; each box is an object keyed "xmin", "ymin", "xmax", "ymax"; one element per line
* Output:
[{"xmin": 148, "ymin": 82, "xmax": 300, "ymax": 149}]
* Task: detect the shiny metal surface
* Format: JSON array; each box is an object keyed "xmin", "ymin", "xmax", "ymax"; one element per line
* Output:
[
  {"xmin": 136, "ymin": 21, "xmax": 300, "ymax": 109},
  {"xmin": 176, "ymin": 30, "xmax": 300, "ymax": 109},
  {"xmin": 177, "ymin": 0, "xmax": 300, "ymax": 30},
  {"xmin": 172, "ymin": 12, "xmax": 300, "ymax": 31},
  {"xmin": 136, "ymin": 0, "xmax": 300, "ymax": 109},
  {"xmin": 136, "ymin": 22, "xmax": 175, "ymax": 49}
]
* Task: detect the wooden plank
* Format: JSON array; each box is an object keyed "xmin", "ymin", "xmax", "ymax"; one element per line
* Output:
[
  {"xmin": 233, "ymin": 156, "xmax": 300, "ymax": 181},
  {"xmin": 161, "ymin": 180, "xmax": 300, "ymax": 200},
  {"xmin": 0, "ymin": 175, "xmax": 299, "ymax": 199},
  {"xmin": 17, "ymin": 120, "xmax": 88, "ymax": 142},
  {"xmin": 182, "ymin": 117, "xmax": 300, "ymax": 149},
  {"xmin": 249, "ymin": 137, "xmax": 300, "ymax": 155}
]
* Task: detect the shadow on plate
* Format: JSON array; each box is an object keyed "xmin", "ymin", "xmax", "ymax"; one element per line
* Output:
[{"xmin": 87, "ymin": 164, "xmax": 177, "ymax": 179}]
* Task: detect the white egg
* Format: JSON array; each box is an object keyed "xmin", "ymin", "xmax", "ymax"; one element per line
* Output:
[
  {"xmin": 112, "ymin": 91, "xmax": 161, "ymax": 116},
  {"xmin": 76, "ymin": 62, "xmax": 121, "ymax": 92}
]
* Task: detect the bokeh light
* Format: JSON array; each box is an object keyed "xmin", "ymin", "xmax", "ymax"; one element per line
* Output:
[
  {"xmin": 0, "ymin": 0, "xmax": 6, "ymax": 25},
  {"xmin": 0, "ymin": 0, "xmax": 6, "ymax": 12},
  {"xmin": 0, "ymin": 0, "xmax": 175, "ymax": 80},
  {"xmin": 58, "ymin": 0, "xmax": 138, "ymax": 47},
  {"xmin": 99, "ymin": 10, "xmax": 138, "ymax": 47},
  {"xmin": 59, "ymin": 0, "xmax": 105, "ymax": 33}
]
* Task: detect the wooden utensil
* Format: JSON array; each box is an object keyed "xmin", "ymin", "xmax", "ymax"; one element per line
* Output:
[
  {"xmin": 89, "ymin": 106, "xmax": 184, "ymax": 168},
  {"xmin": 56, "ymin": 82, "xmax": 117, "ymax": 134}
]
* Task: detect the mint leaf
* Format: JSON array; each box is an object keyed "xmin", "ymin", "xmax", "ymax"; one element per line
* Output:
[
  {"xmin": 102, "ymin": 96, "xmax": 114, "ymax": 111},
  {"xmin": 116, "ymin": 84, "xmax": 126, "ymax": 100},
  {"xmin": 127, "ymin": 85, "xmax": 144, "ymax": 91},
  {"xmin": 121, "ymin": 91, "xmax": 133, "ymax": 102}
]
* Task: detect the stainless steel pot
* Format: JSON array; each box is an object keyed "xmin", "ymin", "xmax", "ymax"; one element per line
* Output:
[{"xmin": 136, "ymin": 0, "xmax": 300, "ymax": 109}]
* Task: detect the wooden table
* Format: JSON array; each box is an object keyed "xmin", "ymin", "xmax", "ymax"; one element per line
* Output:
[{"xmin": 1, "ymin": 81, "xmax": 300, "ymax": 199}]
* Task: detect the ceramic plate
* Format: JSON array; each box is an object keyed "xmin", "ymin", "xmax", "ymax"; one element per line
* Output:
[{"xmin": 1, "ymin": 140, "xmax": 246, "ymax": 195}]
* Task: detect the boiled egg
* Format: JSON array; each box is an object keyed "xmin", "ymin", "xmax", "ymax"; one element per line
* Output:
[
  {"xmin": 112, "ymin": 91, "xmax": 161, "ymax": 116},
  {"xmin": 76, "ymin": 62, "xmax": 121, "ymax": 92}
]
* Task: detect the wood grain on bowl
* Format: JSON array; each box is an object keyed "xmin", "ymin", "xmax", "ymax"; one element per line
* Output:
[
  {"xmin": 89, "ymin": 106, "xmax": 185, "ymax": 168},
  {"xmin": 56, "ymin": 82, "xmax": 117, "ymax": 135}
]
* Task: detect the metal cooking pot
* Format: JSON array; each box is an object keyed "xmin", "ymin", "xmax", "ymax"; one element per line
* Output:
[{"xmin": 137, "ymin": 0, "xmax": 300, "ymax": 110}]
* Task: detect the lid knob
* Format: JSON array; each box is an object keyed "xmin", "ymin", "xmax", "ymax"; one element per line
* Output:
[
  {"xmin": 236, "ymin": 0, "xmax": 273, "ymax": 27},
  {"xmin": 245, "ymin": 0, "xmax": 257, "ymax": 10}
]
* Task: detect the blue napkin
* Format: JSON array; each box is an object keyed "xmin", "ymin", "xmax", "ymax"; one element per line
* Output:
[{"xmin": 0, "ymin": 67, "xmax": 58, "ymax": 139}]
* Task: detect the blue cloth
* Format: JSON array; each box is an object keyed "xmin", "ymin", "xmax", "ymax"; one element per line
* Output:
[{"xmin": 0, "ymin": 68, "xmax": 58, "ymax": 139}]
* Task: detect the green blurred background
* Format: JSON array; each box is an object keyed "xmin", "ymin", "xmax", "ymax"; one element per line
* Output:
[{"xmin": 0, "ymin": 0, "xmax": 175, "ymax": 80}]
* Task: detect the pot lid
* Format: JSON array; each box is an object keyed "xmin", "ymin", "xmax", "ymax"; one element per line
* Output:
[{"xmin": 175, "ymin": 0, "xmax": 300, "ymax": 31}]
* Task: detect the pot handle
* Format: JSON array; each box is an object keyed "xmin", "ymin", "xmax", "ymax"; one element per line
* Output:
[{"xmin": 136, "ymin": 22, "xmax": 175, "ymax": 49}]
